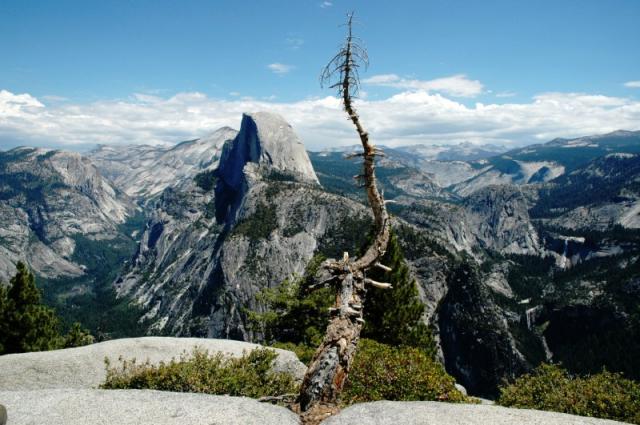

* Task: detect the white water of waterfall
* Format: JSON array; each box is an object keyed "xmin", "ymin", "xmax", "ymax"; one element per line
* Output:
[{"xmin": 560, "ymin": 238, "xmax": 569, "ymax": 269}]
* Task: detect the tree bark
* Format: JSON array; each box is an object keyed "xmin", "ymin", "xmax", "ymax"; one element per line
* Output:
[{"xmin": 299, "ymin": 12, "xmax": 391, "ymax": 415}]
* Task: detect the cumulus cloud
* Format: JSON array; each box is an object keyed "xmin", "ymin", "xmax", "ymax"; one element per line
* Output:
[
  {"xmin": 1, "ymin": 88, "xmax": 639, "ymax": 151},
  {"xmin": 267, "ymin": 63, "xmax": 294, "ymax": 75},
  {"xmin": 363, "ymin": 74, "xmax": 484, "ymax": 98},
  {"xmin": 625, "ymin": 81, "xmax": 640, "ymax": 88},
  {"xmin": 320, "ymin": 1, "xmax": 333, "ymax": 8}
]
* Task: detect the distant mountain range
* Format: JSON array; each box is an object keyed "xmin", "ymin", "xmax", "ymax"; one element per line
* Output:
[{"xmin": 1, "ymin": 119, "xmax": 639, "ymax": 397}]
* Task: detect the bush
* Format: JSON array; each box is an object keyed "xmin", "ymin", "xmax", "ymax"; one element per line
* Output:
[
  {"xmin": 497, "ymin": 363, "xmax": 640, "ymax": 424},
  {"xmin": 341, "ymin": 339, "xmax": 469, "ymax": 405},
  {"xmin": 101, "ymin": 347, "xmax": 298, "ymax": 399}
]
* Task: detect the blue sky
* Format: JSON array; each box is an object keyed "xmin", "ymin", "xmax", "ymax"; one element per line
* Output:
[{"xmin": 1, "ymin": 0, "xmax": 640, "ymax": 150}]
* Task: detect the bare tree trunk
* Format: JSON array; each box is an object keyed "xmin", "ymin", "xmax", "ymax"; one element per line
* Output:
[{"xmin": 298, "ymin": 13, "xmax": 391, "ymax": 416}]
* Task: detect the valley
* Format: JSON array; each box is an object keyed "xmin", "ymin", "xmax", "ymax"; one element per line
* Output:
[{"xmin": 1, "ymin": 115, "xmax": 639, "ymax": 397}]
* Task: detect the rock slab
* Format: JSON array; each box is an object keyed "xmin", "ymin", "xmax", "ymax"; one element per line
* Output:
[
  {"xmin": 0, "ymin": 337, "xmax": 307, "ymax": 391},
  {"xmin": 322, "ymin": 401, "xmax": 629, "ymax": 425},
  {"xmin": 0, "ymin": 389, "xmax": 300, "ymax": 425}
]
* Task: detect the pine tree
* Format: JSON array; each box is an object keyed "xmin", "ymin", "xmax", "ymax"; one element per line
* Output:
[
  {"xmin": 363, "ymin": 232, "xmax": 436, "ymax": 357},
  {"xmin": 0, "ymin": 262, "xmax": 62, "ymax": 354}
]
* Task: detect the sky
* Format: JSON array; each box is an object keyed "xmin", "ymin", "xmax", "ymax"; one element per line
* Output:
[{"xmin": 1, "ymin": 0, "xmax": 639, "ymax": 151}]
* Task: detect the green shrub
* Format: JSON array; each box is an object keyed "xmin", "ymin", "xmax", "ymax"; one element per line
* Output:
[
  {"xmin": 101, "ymin": 347, "xmax": 298, "ymax": 398},
  {"xmin": 341, "ymin": 339, "xmax": 469, "ymax": 405},
  {"xmin": 498, "ymin": 363, "xmax": 640, "ymax": 424}
]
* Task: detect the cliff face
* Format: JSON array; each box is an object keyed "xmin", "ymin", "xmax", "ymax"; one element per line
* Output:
[
  {"xmin": 89, "ymin": 127, "xmax": 238, "ymax": 200},
  {"xmin": 217, "ymin": 112, "xmax": 319, "ymax": 191},
  {"xmin": 115, "ymin": 112, "xmax": 347, "ymax": 338},
  {"xmin": 0, "ymin": 148, "xmax": 136, "ymax": 282}
]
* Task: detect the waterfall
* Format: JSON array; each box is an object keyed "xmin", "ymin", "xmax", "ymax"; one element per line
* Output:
[{"xmin": 559, "ymin": 238, "xmax": 569, "ymax": 269}]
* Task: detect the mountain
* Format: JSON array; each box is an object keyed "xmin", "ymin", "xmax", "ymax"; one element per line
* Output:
[
  {"xmin": 3, "ymin": 119, "xmax": 640, "ymax": 398},
  {"xmin": 113, "ymin": 112, "xmax": 331, "ymax": 338},
  {"xmin": 534, "ymin": 153, "xmax": 640, "ymax": 229},
  {"xmin": 396, "ymin": 130, "xmax": 640, "ymax": 196},
  {"xmin": 0, "ymin": 147, "xmax": 137, "ymax": 282},
  {"xmin": 105, "ymin": 114, "xmax": 539, "ymax": 396},
  {"xmin": 309, "ymin": 149, "xmax": 453, "ymax": 204},
  {"xmin": 0, "ymin": 147, "xmax": 149, "ymax": 336},
  {"xmin": 396, "ymin": 141, "xmax": 508, "ymax": 161},
  {"xmin": 88, "ymin": 127, "xmax": 238, "ymax": 201}
]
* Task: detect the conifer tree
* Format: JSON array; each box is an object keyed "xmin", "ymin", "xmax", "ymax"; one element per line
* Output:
[
  {"xmin": 362, "ymin": 232, "xmax": 436, "ymax": 357},
  {"xmin": 0, "ymin": 262, "xmax": 62, "ymax": 354}
]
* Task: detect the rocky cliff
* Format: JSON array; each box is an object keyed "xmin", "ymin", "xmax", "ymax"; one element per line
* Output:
[
  {"xmin": 0, "ymin": 148, "xmax": 136, "ymax": 282},
  {"xmin": 89, "ymin": 127, "xmax": 238, "ymax": 201}
]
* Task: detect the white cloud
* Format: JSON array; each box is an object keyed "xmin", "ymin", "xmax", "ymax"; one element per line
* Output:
[
  {"xmin": 320, "ymin": 1, "xmax": 333, "ymax": 8},
  {"xmin": 267, "ymin": 63, "xmax": 294, "ymax": 75},
  {"xmin": 0, "ymin": 90, "xmax": 44, "ymax": 117},
  {"xmin": 495, "ymin": 91, "xmax": 517, "ymax": 98},
  {"xmin": 625, "ymin": 81, "xmax": 640, "ymax": 88},
  {"xmin": 363, "ymin": 74, "xmax": 484, "ymax": 98},
  {"xmin": 1, "ymin": 88, "xmax": 639, "ymax": 151}
]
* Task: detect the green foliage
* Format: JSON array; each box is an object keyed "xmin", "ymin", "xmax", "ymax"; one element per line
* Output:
[
  {"xmin": 233, "ymin": 202, "xmax": 278, "ymax": 239},
  {"xmin": 342, "ymin": 339, "xmax": 469, "ymax": 405},
  {"xmin": 498, "ymin": 364, "xmax": 640, "ymax": 424},
  {"xmin": 63, "ymin": 322, "xmax": 95, "ymax": 348},
  {"xmin": 0, "ymin": 262, "xmax": 94, "ymax": 354},
  {"xmin": 101, "ymin": 347, "xmax": 298, "ymax": 398},
  {"xmin": 39, "ymin": 231, "xmax": 147, "ymax": 339},
  {"xmin": 194, "ymin": 170, "xmax": 218, "ymax": 191},
  {"xmin": 248, "ymin": 255, "xmax": 333, "ymax": 351},
  {"xmin": 0, "ymin": 262, "xmax": 63, "ymax": 353},
  {"xmin": 271, "ymin": 341, "xmax": 318, "ymax": 365},
  {"xmin": 363, "ymin": 232, "xmax": 436, "ymax": 357}
]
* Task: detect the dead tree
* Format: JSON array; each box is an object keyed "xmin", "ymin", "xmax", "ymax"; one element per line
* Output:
[{"xmin": 298, "ymin": 12, "xmax": 392, "ymax": 415}]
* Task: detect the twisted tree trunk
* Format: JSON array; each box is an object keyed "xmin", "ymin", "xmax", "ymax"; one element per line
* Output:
[{"xmin": 298, "ymin": 13, "xmax": 391, "ymax": 417}]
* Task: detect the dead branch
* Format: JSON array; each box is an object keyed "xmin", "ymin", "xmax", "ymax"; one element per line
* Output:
[{"xmin": 298, "ymin": 11, "xmax": 392, "ymax": 413}]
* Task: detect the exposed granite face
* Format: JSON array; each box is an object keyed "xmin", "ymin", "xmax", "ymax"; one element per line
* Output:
[
  {"xmin": 0, "ymin": 337, "xmax": 307, "ymax": 391},
  {"xmin": 322, "ymin": 400, "xmax": 627, "ymax": 425},
  {"xmin": 0, "ymin": 390, "xmax": 301, "ymax": 425},
  {"xmin": 0, "ymin": 148, "xmax": 136, "ymax": 281},
  {"xmin": 115, "ymin": 113, "xmax": 347, "ymax": 338},
  {"xmin": 116, "ymin": 178, "xmax": 367, "ymax": 338},
  {"xmin": 88, "ymin": 127, "xmax": 238, "ymax": 200},
  {"xmin": 217, "ymin": 112, "xmax": 319, "ymax": 192}
]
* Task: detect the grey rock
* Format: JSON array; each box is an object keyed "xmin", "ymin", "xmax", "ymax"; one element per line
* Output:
[
  {"xmin": 321, "ymin": 401, "xmax": 627, "ymax": 425},
  {"xmin": 454, "ymin": 383, "xmax": 467, "ymax": 396},
  {"xmin": 0, "ymin": 389, "xmax": 300, "ymax": 425},
  {"xmin": 115, "ymin": 113, "xmax": 353, "ymax": 338},
  {"xmin": 218, "ymin": 112, "xmax": 319, "ymax": 192},
  {"xmin": 0, "ymin": 337, "xmax": 307, "ymax": 390},
  {"xmin": 0, "ymin": 147, "xmax": 137, "ymax": 281},
  {"xmin": 89, "ymin": 127, "xmax": 238, "ymax": 200}
]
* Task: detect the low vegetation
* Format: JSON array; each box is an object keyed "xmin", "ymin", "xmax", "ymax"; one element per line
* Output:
[
  {"xmin": 498, "ymin": 363, "xmax": 640, "ymax": 424},
  {"xmin": 342, "ymin": 339, "xmax": 468, "ymax": 405},
  {"xmin": 100, "ymin": 339, "xmax": 469, "ymax": 406},
  {"xmin": 101, "ymin": 347, "xmax": 298, "ymax": 398}
]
